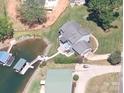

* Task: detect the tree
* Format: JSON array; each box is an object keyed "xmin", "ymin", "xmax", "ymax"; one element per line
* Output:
[
  {"xmin": 107, "ymin": 51, "xmax": 121, "ymax": 65},
  {"xmin": 86, "ymin": 0, "xmax": 122, "ymax": 31},
  {"xmin": 19, "ymin": 0, "xmax": 46, "ymax": 26},
  {"xmin": 0, "ymin": 17, "xmax": 14, "ymax": 42},
  {"xmin": 73, "ymin": 74, "xmax": 79, "ymax": 81}
]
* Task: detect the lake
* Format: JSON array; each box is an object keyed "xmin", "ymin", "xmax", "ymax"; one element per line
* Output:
[{"xmin": 0, "ymin": 38, "xmax": 47, "ymax": 93}]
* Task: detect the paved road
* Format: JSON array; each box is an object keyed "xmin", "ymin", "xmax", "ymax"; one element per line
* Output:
[{"xmin": 74, "ymin": 64, "xmax": 121, "ymax": 93}]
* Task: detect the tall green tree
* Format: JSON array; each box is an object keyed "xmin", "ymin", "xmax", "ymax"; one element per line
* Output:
[
  {"xmin": 0, "ymin": 17, "xmax": 14, "ymax": 42},
  {"xmin": 19, "ymin": 0, "xmax": 46, "ymax": 26},
  {"xmin": 86, "ymin": 0, "xmax": 122, "ymax": 30}
]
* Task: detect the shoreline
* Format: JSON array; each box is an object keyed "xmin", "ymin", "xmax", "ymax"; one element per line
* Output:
[
  {"xmin": 22, "ymin": 66, "xmax": 41, "ymax": 93},
  {"xmin": 22, "ymin": 37, "xmax": 51, "ymax": 93},
  {"xmin": 0, "ymin": 36, "xmax": 42, "ymax": 50}
]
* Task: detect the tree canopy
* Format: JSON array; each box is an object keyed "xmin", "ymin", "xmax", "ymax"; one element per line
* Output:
[
  {"xmin": 0, "ymin": 17, "xmax": 14, "ymax": 42},
  {"xmin": 73, "ymin": 74, "xmax": 79, "ymax": 81},
  {"xmin": 107, "ymin": 51, "xmax": 121, "ymax": 65},
  {"xmin": 86, "ymin": 0, "xmax": 122, "ymax": 30},
  {"xmin": 19, "ymin": 0, "xmax": 46, "ymax": 26}
]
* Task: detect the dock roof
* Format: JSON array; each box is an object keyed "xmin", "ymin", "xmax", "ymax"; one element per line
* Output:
[
  {"xmin": 13, "ymin": 58, "xmax": 27, "ymax": 71},
  {"xmin": 45, "ymin": 69, "xmax": 72, "ymax": 93},
  {"xmin": 0, "ymin": 51, "xmax": 10, "ymax": 64}
]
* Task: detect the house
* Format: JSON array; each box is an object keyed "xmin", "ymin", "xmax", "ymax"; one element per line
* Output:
[
  {"xmin": 58, "ymin": 21, "xmax": 93, "ymax": 57},
  {"xmin": 70, "ymin": 0, "xmax": 85, "ymax": 7},
  {"xmin": 13, "ymin": 58, "xmax": 27, "ymax": 72},
  {"xmin": 45, "ymin": 69, "xmax": 73, "ymax": 93},
  {"xmin": 44, "ymin": 0, "xmax": 59, "ymax": 10},
  {"xmin": 0, "ymin": 51, "xmax": 15, "ymax": 66}
]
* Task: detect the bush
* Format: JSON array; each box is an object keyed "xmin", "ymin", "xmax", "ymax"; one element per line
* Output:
[
  {"xmin": 107, "ymin": 51, "xmax": 121, "ymax": 65},
  {"xmin": 39, "ymin": 62, "xmax": 47, "ymax": 68},
  {"xmin": 73, "ymin": 74, "xmax": 79, "ymax": 81},
  {"xmin": 54, "ymin": 55, "xmax": 77, "ymax": 64},
  {"xmin": 0, "ymin": 16, "xmax": 14, "ymax": 41}
]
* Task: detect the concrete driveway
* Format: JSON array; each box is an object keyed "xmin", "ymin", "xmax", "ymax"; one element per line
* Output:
[{"xmin": 73, "ymin": 64, "xmax": 121, "ymax": 93}]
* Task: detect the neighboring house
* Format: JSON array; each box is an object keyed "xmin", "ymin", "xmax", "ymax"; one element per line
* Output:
[
  {"xmin": 45, "ymin": 69, "xmax": 72, "ymax": 93},
  {"xmin": 0, "ymin": 51, "xmax": 15, "ymax": 66},
  {"xmin": 70, "ymin": 0, "xmax": 85, "ymax": 7},
  {"xmin": 58, "ymin": 21, "xmax": 93, "ymax": 57},
  {"xmin": 44, "ymin": 0, "xmax": 59, "ymax": 10}
]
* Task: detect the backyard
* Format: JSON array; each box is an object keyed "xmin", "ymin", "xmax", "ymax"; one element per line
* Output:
[
  {"xmin": 43, "ymin": 6, "xmax": 122, "ymax": 55},
  {"xmin": 85, "ymin": 73, "xmax": 120, "ymax": 93}
]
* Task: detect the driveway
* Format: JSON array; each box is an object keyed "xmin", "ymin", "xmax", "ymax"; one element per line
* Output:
[{"xmin": 73, "ymin": 64, "xmax": 121, "ymax": 93}]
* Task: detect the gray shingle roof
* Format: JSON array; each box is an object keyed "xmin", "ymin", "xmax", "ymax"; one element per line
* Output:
[
  {"xmin": 59, "ymin": 21, "xmax": 91, "ymax": 55},
  {"xmin": 72, "ymin": 41, "xmax": 91, "ymax": 55},
  {"xmin": 60, "ymin": 21, "xmax": 90, "ymax": 44}
]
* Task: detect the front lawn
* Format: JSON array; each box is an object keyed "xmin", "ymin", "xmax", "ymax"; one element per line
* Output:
[
  {"xmin": 54, "ymin": 54, "xmax": 77, "ymax": 64},
  {"xmin": 43, "ymin": 6, "xmax": 122, "ymax": 54},
  {"xmin": 85, "ymin": 73, "xmax": 120, "ymax": 93}
]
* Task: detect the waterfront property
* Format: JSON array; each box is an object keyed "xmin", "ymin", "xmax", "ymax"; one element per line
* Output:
[
  {"xmin": 45, "ymin": 69, "xmax": 73, "ymax": 93},
  {"xmin": 58, "ymin": 21, "xmax": 93, "ymax": 57},
  {"xmin": 0, "ymin": 51, "xmax": 15, "ymax": 66},
  {"xmin": 13, "ymin": 58, "xmax": 27, "ymax": 72}
]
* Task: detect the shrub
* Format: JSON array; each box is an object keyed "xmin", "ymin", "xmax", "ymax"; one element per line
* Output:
[
  {"xmin": 39, "ymin": 62, "xmax": 47, "ymax": 68},
  {"xmin": 73, "ymin": 74, "xmax": 79, "ymax": 81},
  {"xmin": 107, "ymin": 51, "xmax": 121, "ymax": 65},
  {"xmin": 54, "ymin": 55, "xmax": 77, "ymax": 64},
  {"xmin": 0, "ymin": 17, "xmax": 14, "ymax": 42}
]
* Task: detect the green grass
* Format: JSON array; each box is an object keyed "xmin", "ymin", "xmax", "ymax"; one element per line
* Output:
[
  {"xmin": 85, "ymin": 73, "xmax": 120, "ymax": 93},
  {"xmin": 54, "ymin": 54, "xmax": 77, "ymax": 64},
  {"xmin": 0, "ymin": 0, "xmax": 6, "ymax": 16},
  {"xmin": 28, "ymin": 80, "xmax": 41, "ymax": 93},
  {"xmin": 43, "ymin": 6, "xmax": 122, "ymax": 54}
]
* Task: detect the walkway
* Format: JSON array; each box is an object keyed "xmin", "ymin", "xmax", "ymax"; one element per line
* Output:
[
  {"xmin": 20, "ymin": 51, "xmax": 60, "ymax": 75},
  {"xmin": 74, "ymin": 64, "xmax": 121, "ymax": 93},
  {"xmin": 86, "ymin": 54, "xmax": 110, "ymax": 61},
  {"xmin": 7, "ymin": 39, "xmax": 16, "ymax": 53}
]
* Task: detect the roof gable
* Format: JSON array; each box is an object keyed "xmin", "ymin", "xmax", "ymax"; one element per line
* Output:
[
  {"xmin": 72, "ymin": 41, "xmax": 91, "ymax": 54},
  {"xmin": 60, "ymin": 21, "xmax": 90, "ymax": 44}
]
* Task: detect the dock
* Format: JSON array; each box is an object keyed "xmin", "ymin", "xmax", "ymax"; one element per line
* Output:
[
  {"xmin": 14, "ymin": 52, "xmax": 60, "ymax": 75},
  {"xmin": 20, "ymin": 56, "xmax": 47, "ymax": 75}
]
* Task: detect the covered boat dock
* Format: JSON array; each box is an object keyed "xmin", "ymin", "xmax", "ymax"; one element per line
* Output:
[
  {"xmin": 13, "ymin": 58, "xmax": 27, "ymax": 72},
  {"xmin": 0, "ymin": 51, "xmax": 15, "ymax": 66}
]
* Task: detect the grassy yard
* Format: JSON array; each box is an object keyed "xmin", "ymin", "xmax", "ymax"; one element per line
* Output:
[
  {"xmin": 28, "ymin": 80, "xmax": 41, "ymax": 93},
  {"xmin": 27, "ymin": 61, "xmax": 75, "ymax": 93},
  {"xmin": 43, "ymin": 6, "xmax": 122, "ymax": 55},
  {"xmin": 85, "ymin": 73, "xmax": 120, "ymax": 93},
  {"xmin": 0, "ymin": 0, "xmax": 7, "ymax": 16}
]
